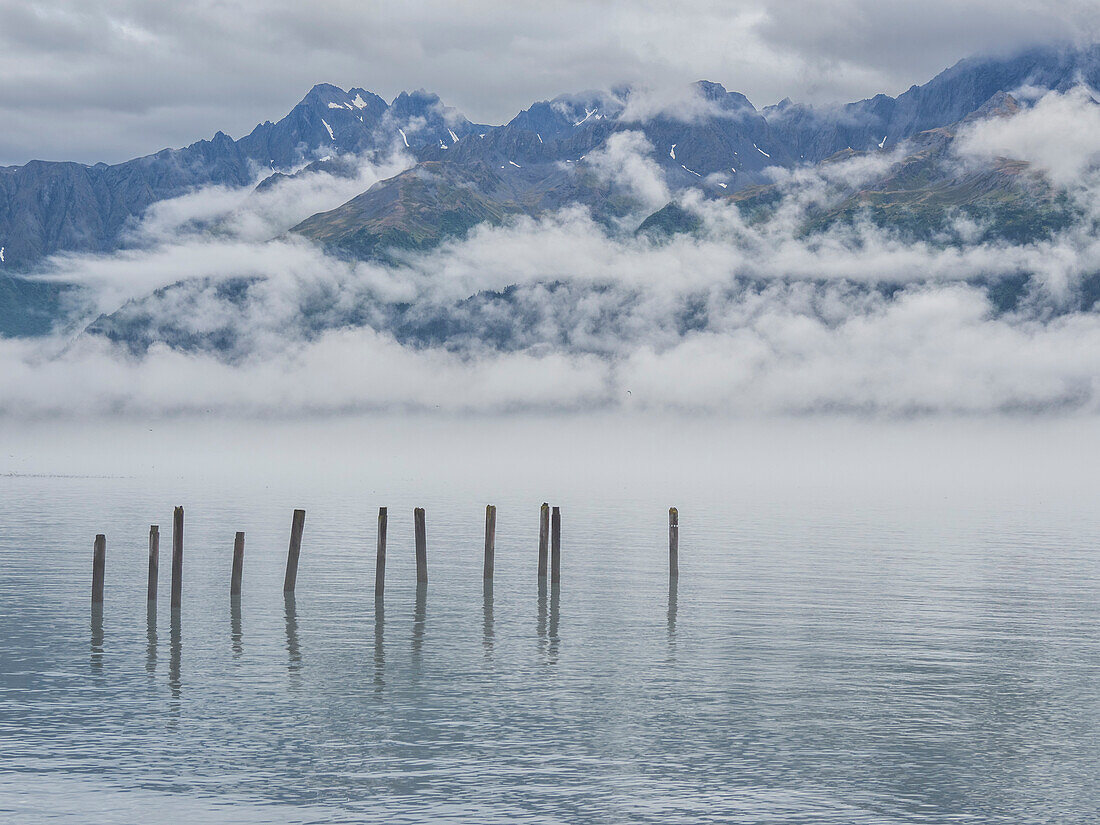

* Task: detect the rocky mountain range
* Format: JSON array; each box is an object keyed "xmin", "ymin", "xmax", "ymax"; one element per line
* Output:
[{"xmin": 3, "ymin": 42, "xmax": 1100, "ymax": 340}]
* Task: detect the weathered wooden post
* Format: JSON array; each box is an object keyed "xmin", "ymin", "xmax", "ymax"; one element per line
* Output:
[
  {"xmin": 537, "ymin": 503, "xmax": 549, "ymax": 579},
  {"xmin": 147, "ymin": 526, "xmax": 159, "ymax": 603},
  {"xmin": 375, "ymin": 507, "xmax": 388, "ymax": 601},
  {"xmin": 91, "ymin": 534, "xmax": 106, "ymax": 604},
  {"xmin": 230, "ymin": 532, "xmax": 245, "ymax": 596},
  {"xmin": 170, "ymin": 506, "xmax": 184, "ymax": 610},
  {"xmin": 414, "ymin": 507, "xmax": 427, "ymax": 584},
  {"xmin": 551, "ymin": 506, "xmax": 561, "ymax": 584},
  {"xmin": 483, "ymin": 505, "xmax": 497, "ymax": 580},
  {"xmin": 282, "ymin": 509, "xmax": 306, "ymax": 593},
  {"xmin": 669, "ymin": 507, "xmax": 679, "ymax": 579}
]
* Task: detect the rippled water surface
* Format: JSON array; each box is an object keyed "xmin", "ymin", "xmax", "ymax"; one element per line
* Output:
[{"xmin": 2, "ymin": 417, "xmax": 1099, "ymax": 823}]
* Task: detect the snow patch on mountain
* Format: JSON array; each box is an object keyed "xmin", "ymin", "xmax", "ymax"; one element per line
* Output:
[{"xmin": 574, "ymin": 108, "xmax": 598, "ymax": 126}]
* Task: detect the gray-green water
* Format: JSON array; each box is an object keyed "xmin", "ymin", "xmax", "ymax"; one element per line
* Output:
[{"xmin": 1, "ymin": 417, "xmax": 1099, "ymax": 823}]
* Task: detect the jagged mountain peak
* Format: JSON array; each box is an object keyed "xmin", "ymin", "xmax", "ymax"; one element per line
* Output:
[
  {"xmin": 692, "ymin": 80, "xmax": 755, "ymax": 113},
  {"xmin": 296, "ymin": 83, "xmax": 386, "ymax": 115},
  {"xmin": 390, "ymin": 88, "xmax": 443, "ymax": 107},
  {"xmin": 962, "ymin": 91, "xmax": 1022, "ymax": 123}
]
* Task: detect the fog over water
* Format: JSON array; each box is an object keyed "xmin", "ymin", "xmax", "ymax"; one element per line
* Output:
[{"xmin": 4, "ymin": 413, "xmax": 1099, "ymax": 505}]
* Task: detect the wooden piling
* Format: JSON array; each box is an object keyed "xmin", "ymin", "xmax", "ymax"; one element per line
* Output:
[
  {"xmin": 91, "ymin": 534, "xmax": 106, "ymax": 604},
  {"xmin": 537, "ymin": 503, "xmax": 549, "ymax": 579},
  {"xmin": 282, "ymin": 509, "xmax": 306, "ymax": 593},
  {"xmin": 230, "ymin": 532, "xmax": 245, "ymax": 596},
  {"xmin": 414, "ymin": 507, "xmax": 427, "ymax": 584},
  {"xmin": 669, "ymin": 507, "xmax": 679, "ymax": 579},
  {"xmin": 170, "ymin": 507, "xmax": 183, "ymax": 610},
  {"xmin": 483, "ymin": 505, "xmax": 496, "ymax": 580},
  {"xmin": 551, "ymin": 506, "xmax": 561, "ymax": 584},
  {"xmin": 146, "ymin": 525, "xmax": 159, "ymax": 603},
  {"xmin": 375, "ymin": 507, "xmax": 387, "ymax": 600}
]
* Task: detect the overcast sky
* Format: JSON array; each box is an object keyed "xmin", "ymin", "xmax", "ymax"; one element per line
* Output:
[{"xmin": 1, "ymin": 0, "xmax": 1098, "ymax": 166}]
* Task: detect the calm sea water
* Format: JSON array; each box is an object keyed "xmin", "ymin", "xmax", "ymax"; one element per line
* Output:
[{"xmin": 1, "ymin": 417, "xmax": 1099, "ymax": 823}]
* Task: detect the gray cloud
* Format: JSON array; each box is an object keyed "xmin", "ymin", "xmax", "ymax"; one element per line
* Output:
[{"xmin": 1, "ymin": 1, "xmax": 1099, "ymax": 164}]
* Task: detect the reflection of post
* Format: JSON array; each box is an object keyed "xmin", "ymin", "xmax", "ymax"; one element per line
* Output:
[
  {"xmin": 537, "ymin": 503, "xmax": 549, "ymax": 579},
  {"xmin": 373, "ymin": 602, "xmax": 385, "ymax": 692},
  {"xmin": 90, "ymin": 602, "xmax": 104, "ymax": 672},
  {"xmin": 146, "ymin": 602, "xmax": 157, "ymax": 674},
  {"xmin": 230, "ymin": 596, "xmax": 243, "ymax": 657},
  {"xmin": 482, "ymin": 579, "xmax": 494, "ymax": 656},
  {"xmin": 169, "ymin": 608, "xmax": 182, "ymax": 700},
  {"xmin": 412, "ymin": 582, "xmax": 427, "ymax": 670},
  {"xmin": 284, "ymin": 593, "xmax": 301, "ymax": 675},
  {"xmin": 537, "ymin": 578, "xmax": 547, "ymax": 650},
  {"xmin": 667, "ymin": 576, "xmax": 678, "ymax": 643},
  {"xmin": 91, "ymin": 534, "xmax": 106, "ymax": 604},
  {"xmin": 549, "ymin": 583, "xmax": 560, "ymax": 661}
]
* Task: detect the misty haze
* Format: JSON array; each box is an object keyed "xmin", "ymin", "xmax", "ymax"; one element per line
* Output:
[{"xmin": 2, "ymin": 3, "xmax": 1100, "ymax": 824}]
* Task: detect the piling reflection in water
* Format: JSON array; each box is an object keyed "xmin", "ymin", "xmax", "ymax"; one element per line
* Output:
[
  {"xmin": 90, "ymin": 603, "xmax": 104, "ymax": 672},
  {"xmin": 537, "ymin": 579, "xmax": 547, "ymax": 653},
  {"xmin": 482, "ymin": 580, "xmax": 494, "ymax": 657},
  {"xmin": 411, "ymin": 583, "xmax": 427, "ymax": 674},
  {"xmin": 548, "ymin": 583, "xmax": 560, "ymax": 662},
  {"xmin": 230, "ymin": 596, "xmax": 243, "ymax": 658},
  {"xmin": 667, "ymin": 577, "xmax": 678, "ymax": 658},
  {"xmin": 145, "ymin": 602, "xmax": 157, "ymax": 674},
  {"xmin": 373, "ymin": 600, "xmax": 385, "ymax": 693},
  {"xmin": 168, "ymin": 609, "xmax": 182, "ymax": 700},
  {"xmin": 284, "ymin": 593, "xmax": 301, "ymax": 676}
]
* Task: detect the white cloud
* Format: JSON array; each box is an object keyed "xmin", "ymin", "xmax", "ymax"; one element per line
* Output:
[
  {"xmin": 955, "ymin": 85, "xmax": 1100, "ymax": 187},
  {"xmin": 619, "ymin": 81, "xmax": 756, "ymax": 123},
  {"xmin": 584, "ymin": 131, "xmax": 671, "ymax": 212},
  {"xmin": 34, "ymin": 151, "xmax": 412, "ymax": 314}
]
